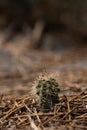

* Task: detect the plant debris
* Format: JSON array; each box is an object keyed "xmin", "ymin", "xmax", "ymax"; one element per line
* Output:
[{"xmin": 0, "ymin": 91, "xmax": 87, "ymax": 130}]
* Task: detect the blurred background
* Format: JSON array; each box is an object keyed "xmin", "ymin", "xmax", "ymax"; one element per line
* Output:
[{"xmin": 0, "ymin": 0, "xmax": 87, "ymax": 96}]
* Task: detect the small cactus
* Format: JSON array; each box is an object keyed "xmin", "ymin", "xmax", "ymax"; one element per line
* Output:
[{"xmin": 32, "ymin": 73, "xmax": 60, "ymax": 112}]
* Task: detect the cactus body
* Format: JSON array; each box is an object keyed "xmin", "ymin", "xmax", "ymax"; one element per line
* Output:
[{"xmin": 35, "ymin": 77, "xmax": 60, "ymax": 112}]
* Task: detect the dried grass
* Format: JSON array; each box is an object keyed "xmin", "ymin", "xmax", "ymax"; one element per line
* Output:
[{"xmin": 0, "ymin": 91, "xmax": 87, "ymax": 130}]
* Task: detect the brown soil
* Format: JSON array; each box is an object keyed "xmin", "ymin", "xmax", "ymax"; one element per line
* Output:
[{"xmin": 0, "ymin": 32, "xmax": 87, "ymax": 130}]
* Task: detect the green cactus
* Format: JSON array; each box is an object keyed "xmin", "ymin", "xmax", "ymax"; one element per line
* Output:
[{"xmin": 36, "ymin": 77, "xmax": 60, "ymax": 112}]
